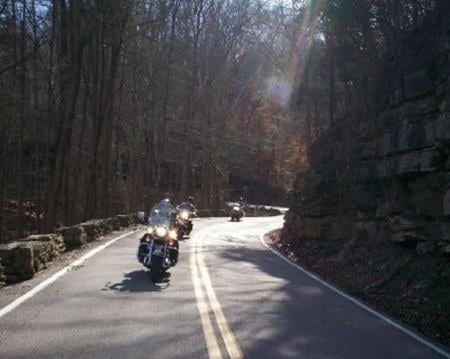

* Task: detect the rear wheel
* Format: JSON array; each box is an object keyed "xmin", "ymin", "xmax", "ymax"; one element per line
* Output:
[{"xmin": 150, "ymin": 255, "xmax": 163, "ymax": 282}]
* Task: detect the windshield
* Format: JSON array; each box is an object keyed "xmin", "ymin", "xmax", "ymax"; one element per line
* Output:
[{"xmin": 149, "ymin": 201, "xmax": 175, "ymax": 227}]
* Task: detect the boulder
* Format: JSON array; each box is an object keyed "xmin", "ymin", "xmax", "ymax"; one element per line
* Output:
[
  {"xmin": 11, "ymin": 243, "xmax": 35, "ymax": 281},
  {"xmin": 129, "ymin": 213, "xmax": 140, "ymax": 224},
  {"xmin": 13, "ymin": 241, "xmax": 53, "ymax": 274},
  {"xmin": 96, "ymin": 219, "xmax": 112, "ymax": 235},
  {"xmin": 105, "ymin": 217, "xmax": 121, "ymax": 231},
  {"xmin": 18, "ymin": 233, "xmax": 65, "ymax": 256},
  {"xmin": 81, "ymin": 221, "xmax": 101, "ymax": 242},
  {"xmin": 0, "ymin": 243, "xmax": 17, "ymax": 276},
  {"xmin": 60, "ymin": 226, "xmax": 87, "ymax": 249},
  {"xmin": 117, "ymin": 214, "xmax": 130, "ymax": 228}
]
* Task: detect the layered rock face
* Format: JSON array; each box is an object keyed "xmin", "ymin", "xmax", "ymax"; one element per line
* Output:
[{"xmin": 284, "ymin": 26, "xmax": 450, "ymax": 255}]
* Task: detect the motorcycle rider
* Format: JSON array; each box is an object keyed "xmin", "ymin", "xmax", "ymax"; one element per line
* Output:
[
  {"xmin": 236, "ymin": 196, "xmax": 246, "ymax": 217},
  {"xmin": 176, "ymin": 196, "xmax": 197, "ymax": 236},
  {"xmin": 177, "ymin": 196, "xmax": 197, "ymax": 215}
]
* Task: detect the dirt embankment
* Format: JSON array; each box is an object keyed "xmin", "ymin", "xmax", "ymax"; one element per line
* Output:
[{"xmin": 269, "ymin": 229, "xmax": 450, "ymax": 347}]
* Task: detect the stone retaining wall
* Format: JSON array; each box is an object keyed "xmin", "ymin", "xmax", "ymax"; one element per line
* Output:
[{"xmin": 0, "ymin": 213, "xmax": 138, "ymax": 286}]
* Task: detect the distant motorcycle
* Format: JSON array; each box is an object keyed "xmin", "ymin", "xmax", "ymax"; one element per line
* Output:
[
  {"xmin": 137, "ymin": 201, "xmax": 179, "ymax": 282},
  {"xmin": 175, "ymin": 207, "xmax": 195, "ymax": 239},
  {"xmin": 230, "ymin": 204, "xmax": 244, "ymax": 222}
]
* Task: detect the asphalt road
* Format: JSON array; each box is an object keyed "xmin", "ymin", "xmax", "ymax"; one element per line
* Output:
[{"xmin": 0, "ymin": 216, "xmax": 449, "ymax": 358}]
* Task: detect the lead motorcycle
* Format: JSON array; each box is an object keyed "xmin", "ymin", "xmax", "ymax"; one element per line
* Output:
[{"xmin": 137, "ymin": 201, "xmax": 179, "ymax": 282}]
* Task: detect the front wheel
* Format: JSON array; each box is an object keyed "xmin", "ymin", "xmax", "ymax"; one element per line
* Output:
[
  {"xmin": 186, "ymin": 222, "xmax": 193, "ymax": 235},
  {"xmin": 150, "ymin": 255, "xmax": 163, "ymax": 282}
]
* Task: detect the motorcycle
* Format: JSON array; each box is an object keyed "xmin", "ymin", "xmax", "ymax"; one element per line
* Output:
[
  {"xmin": 137, "ymin": 201, "xmax": 179, "ymax": 282},
  {"xmin": 230, "ymin": 203, "xmax": 244, "ymax": 222},
  {"xmin": 175, "ymin": 207, "xmax": 195, "ymax": 239}
]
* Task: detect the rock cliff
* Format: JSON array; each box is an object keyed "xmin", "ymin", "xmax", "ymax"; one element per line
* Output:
[{"xmin": 284, "ymin": 23, "xmax": 450, "ymax": 255}]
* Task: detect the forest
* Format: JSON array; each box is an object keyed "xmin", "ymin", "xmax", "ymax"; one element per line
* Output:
[{"xmin": 0, "ymin": 0, "xmax": 448, "ymax": 242}]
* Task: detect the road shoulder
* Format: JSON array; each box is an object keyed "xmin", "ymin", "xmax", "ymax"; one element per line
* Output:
[{"xmin": 263, "ymin": 229, "xmax": 450, "ymax": 355}]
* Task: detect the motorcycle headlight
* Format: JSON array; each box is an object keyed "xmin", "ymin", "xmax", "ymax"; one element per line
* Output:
[
  {"xmin": 146, "ymin": 226, "xmax": 153, "ymax": 234},
  {"xmin": 169, "ymin": 229, "xmax": 178, "ymax": 240},
  {"xmin": 233, "ymin": 206, "xmax": 239, "ymax": 211},
  {"xmin": 180, "ymin": 211, "xmax": 190, "ymax": 220},
  {"xmin": 155, "ymin": 227, "xmax": 167, "ymax": 237}
]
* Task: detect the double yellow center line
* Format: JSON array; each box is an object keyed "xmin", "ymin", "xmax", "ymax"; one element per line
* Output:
[{"xmin": 191, "ymin": 227, "xmax": 244, "ymax": 359}]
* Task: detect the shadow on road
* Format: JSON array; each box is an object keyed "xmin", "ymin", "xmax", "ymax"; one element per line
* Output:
[
  {"xmin": 212, "ymin": 243, "xmax": 446, "ymax": 359},
  {"xmin": 103, "ymin": 270, "xmax": 170, "ymax": 292}
]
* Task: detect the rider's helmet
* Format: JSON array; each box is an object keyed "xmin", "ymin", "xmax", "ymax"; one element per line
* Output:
[
  {"xmin": 188, "ymin": 196, "xmax": 194, "ymax": 202},
  {"xmin": 163, "ymin": 198, "xmax": 171, "ymax": 203}
]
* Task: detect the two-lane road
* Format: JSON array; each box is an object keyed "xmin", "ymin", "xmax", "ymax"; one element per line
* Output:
[{"xmin": 0, "ymin": 217, "xmax": 449, "ymax": 358}]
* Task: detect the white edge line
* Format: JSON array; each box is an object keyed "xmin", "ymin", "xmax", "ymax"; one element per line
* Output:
[
  {"xmin": 0, "ymin": 229, "xmax": 139, "ymax": 319},
  {"xmin": 259, "ymin": 231, "xmax": 450, "ymax": 359}
]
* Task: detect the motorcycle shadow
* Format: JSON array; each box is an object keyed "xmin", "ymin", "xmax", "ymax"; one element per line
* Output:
[{"xmin": 104, "ymin": 270, "xmax": 170, "ymax": 292}]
